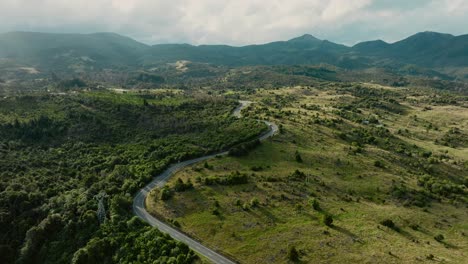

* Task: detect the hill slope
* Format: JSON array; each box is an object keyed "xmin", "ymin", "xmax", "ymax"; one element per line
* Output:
[{"xmin": 0, "ymin": 32, "xmax": 149, "ymax": 72}]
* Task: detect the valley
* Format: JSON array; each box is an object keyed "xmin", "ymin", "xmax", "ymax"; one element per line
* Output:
[{"xmin": 0, "ymin": 30, "xmax": 467, "ymax": 264}]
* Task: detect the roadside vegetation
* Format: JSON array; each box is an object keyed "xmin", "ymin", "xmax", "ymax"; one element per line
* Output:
[{"xmin": 0, "ymin": 90, "xmax": 266, "ymax": 263}]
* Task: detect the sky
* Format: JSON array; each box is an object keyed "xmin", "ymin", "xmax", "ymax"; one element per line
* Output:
[{"xmin": 0, "ymin": 0, "xmax": 467, "ymax": 46}]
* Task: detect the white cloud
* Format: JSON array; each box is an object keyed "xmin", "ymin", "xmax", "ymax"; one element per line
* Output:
[{"xmin": 0, "ymin": 0, "xmax": 467, "ymax": 45}]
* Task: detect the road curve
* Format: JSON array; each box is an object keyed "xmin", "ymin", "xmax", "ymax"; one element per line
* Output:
[{"xmin": 133, "ymin": 101, "xmax": 278, "ymax": 264}]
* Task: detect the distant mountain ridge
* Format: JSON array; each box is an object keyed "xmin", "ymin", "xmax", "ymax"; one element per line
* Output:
[{"xmin": 1, "ymin": 31, "xmax": 467, "ymax": 79}]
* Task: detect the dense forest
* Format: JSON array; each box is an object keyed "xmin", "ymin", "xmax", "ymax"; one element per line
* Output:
[{"xmin": 0, "ymin": 90, "xmax": 266, "ymax": 263}]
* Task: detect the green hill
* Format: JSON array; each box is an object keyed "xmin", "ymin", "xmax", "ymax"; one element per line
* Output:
[
  {"xmin": 0, "ymin": 32, "xmax": 149, "ymax": 72},
  {"xmin": 1, "ymin": 31, "xmax": 468, "ymax": 79}
]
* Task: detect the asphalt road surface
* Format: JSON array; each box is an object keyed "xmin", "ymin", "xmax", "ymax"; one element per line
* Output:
[{"xmin": 133, "ymin": 101, "xmax": 278, "ymax": 264}]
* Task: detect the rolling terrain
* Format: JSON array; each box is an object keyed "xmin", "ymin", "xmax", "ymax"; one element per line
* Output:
[
  {"xmin": 1, "ymin": 31, "xmax": 468, "ymax": 80},
  {"xmin": 147, "ymin": 84, "xmax": 468, "ymax": 263},
  {"xmin": 0, "ymin": 30, "xmax": 467, "ymax": 264}
]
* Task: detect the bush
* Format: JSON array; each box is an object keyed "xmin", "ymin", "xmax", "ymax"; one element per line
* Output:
[
  {"xmin": 289, "ymin": 169, "xmax": 306, "ymax": 181},
  {"xmin": 250, "ymin": 197, "xmax": 260, "ymax": 208},
  {"xmin": 310, "ymin": 198, "xmax": 320, "ymax": 211},
  {"xmin": 380, "ymin": 219, "xmax": 395, "ymax": 229},
  {"xmin": 295, "ymin": 151, "xmax": 303, "ymax": 163},
  {"xmin": 374, "ymin": 160, "xmax": 384, "ymax": 168},
  {"xmin": 173, "ymin": 178, "xmax": 193, "ymax": 192},
  {"xmin": 434, "ymin": 234, "xmax": 444, "ymax": 242},
  {"xmin": 287, "ymin": 245, "xmax": 300, "ymax": 262},
  {"xmin": 203, "ymin": 162, "xmax": 213, "ymax": 170},
  {"xmin": 322, "ymin": 214, "xmax": 333, "ymax": 226},
  {"xmin": 160, "ymin": 187, "xmax": 173, "ymax": 201},
  {"xmin": 229, "ymin": 139, "xmax": 261, "ymax": 156},
  {"xmin": 211, "ymin": 208, "xmax": 221, "ymax": 216},
  {"xmin": 203, "ymin": 171, "xmax": 248, "ymax": 186},
  {"xmin": 380, "ymin": 219, "xmax": 400, "ymax": 232}
]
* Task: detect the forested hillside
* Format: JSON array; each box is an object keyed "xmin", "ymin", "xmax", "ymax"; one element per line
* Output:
[
  {"xmin": 1, "ymin": 31, "xmax": 468, "ymax": 80},
  {"xmin": 0, "ymin": 90, "xmax": 266, "ymax": 263}
]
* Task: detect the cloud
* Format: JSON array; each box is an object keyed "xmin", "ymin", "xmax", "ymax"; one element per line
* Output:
[{"xmin": 0, "ymin": 0, "xmax": 467, "ymax": 45}]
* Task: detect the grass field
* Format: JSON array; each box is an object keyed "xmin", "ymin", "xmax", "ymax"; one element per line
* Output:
[{"xmin": 147, "ymin": 84, "xmax": 468, "ymax": 263}]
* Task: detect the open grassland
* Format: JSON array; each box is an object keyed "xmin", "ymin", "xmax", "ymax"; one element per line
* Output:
[{"xmin": 148, "ymin": 84, "xmax": 468, "ymax": 263}]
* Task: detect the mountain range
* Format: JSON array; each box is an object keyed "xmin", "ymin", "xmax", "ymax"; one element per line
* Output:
[{"xmin": 1, "ymin": 31, "xmax": 467, "ymax": 79}]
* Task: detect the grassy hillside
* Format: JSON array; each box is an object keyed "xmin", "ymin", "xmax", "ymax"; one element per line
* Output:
[{"xmin": 148, "ymin": 84, "xmax": 468, "ymax": 263}]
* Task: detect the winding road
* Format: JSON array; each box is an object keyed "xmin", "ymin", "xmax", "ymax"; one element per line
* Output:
[{"xmin": 133, "ymin": 101, "xmax": 278, "ymax": 264}]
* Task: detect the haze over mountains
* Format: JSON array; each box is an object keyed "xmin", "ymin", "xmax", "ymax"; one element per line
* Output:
[{"xmin": 1, "ymin": 31, "xmax": 468, "ymax": 79}]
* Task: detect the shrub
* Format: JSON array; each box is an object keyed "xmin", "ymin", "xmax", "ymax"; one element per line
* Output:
[
  {"xmin": 380, "ymin": 219, "xmax": 395, "ymax": 229},
  {"xmin": 380, "ymin": 219, "xmax": 401, "ymax": 232},
  {"xmin": 228, "ymin": 139, "xmax": 261, "ymax": 156},
  {"xmin": 173, "ymin": 178, "xmax": 193, "ymax": 192},
  {"xmin": 289, "ymin": 169, "xmax": 306, "ymax": 181},
  {"xmin": 203, "ymin": 162, "xmax": 213, "ymax": 170},
  {"xmin": 374, "ymin": 160, "xmax": 384, "ymax": 168},
  {"xmin": 310, "ymin": 198, "xmax": 320, "ymax": 211},
  {"xmin": 203, "ymin": 171, "xmax": 248, "ymax": 186},
  {"xmin": 295, "ymin": 151, "xmax": 303, "ymax": 163},
  {"xmin": 287, "ymin": 246, "xmax": 300, "ymax": 262},
  {"xmin": 211, "ymin": 208, "xmax": 221, "ymax": 216},
  {"xmin": 160, "ymin": 187, "xmax": 173, "ymax": 201},
  {"xmin": 251, "ymin": 165, "xmax": 263, "ymax": 171},
  {"xmin": 250, "ymin": 197, "xmax": 260, "ymax": 208},
  {"xmin": 322, "ymin": 214, "xmax": 333, "ymax": 226},
  {"xmin": 434, "ymin": 234, "xmax": 444, "ymax": 242}
]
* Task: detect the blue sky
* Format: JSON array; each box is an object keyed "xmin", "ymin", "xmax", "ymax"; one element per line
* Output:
[{"xmin": 0, "ymin": 0, "xmax": 467, "ymax": 45}]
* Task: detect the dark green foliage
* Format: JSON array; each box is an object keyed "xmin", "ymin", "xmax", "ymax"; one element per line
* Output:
[
  {"xmin": 310, "ymin": 198, "xmax": 321, "ymax": 211},
  {"xmin": 212, "ymin": 208, "xmax": 221, "ymax": 216},
  {"xmin": 437, "ymin": 127, "xmax": 468, "ymax": 148},
  {"xmin": 173, "ymin": 178, "xmax": 193, "ymax": 192},
  {"xmin": 391, "ymin": 184, "xmax": 432, "ymax": 207},
  {"xmin": 434, "ymin": 234, "xmax": 445, "ymax": 242},
  {"xmin": 417, "ymin": 175, "xmax": 466, "ymax": 199},
  {"xmin": 0, "ymin": 91, "xmax": 266, "ymax": 263},
  {"xmin": 295, "ymin": 150, "xmax": 303, "ymax": 163},
  {"xmin": 380, "ymin": 219, "xmax": 401, "ymax": 232},
  {"xmin": 322, "ymin": 214, "xmax": 333, "ymax": 227},
  {"xmin": 72, "ymin": 222, "xmax": 197, "ymax": 264},
  {"xmin": 287, "ymin": 245, "xmax": 300, "ymax": 262},
  {"xmin": 203, "ymin": 161, "xmax": 213, "ymax": 170},
  {"xmin": 160, "ymin": 187, "xmax": 173, "ymax": 201},
  {"xmin": 374, "ymin": 160, "xmax": 384, "ymax": 168},
  {"xmin": 250, "ymin": 197, "xmax": 260, "ymax": 208},
  {"xmin": 289, "ymin": 169, "xmax": 307, "ymax": 181},
  {"xmin": 203, "ymin": 171, "xmax": 249, "ymax": 186},
  {"xmin": 229, "ymin": 139, "xmax": 261, "ymax": 156},
  {"xmin": 380, "ymin": 219, "xmax": 396, "ymax": 229},
  {"xmin": 250, "ymin": 165, "xmax": 263, "ymax": 171}
]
